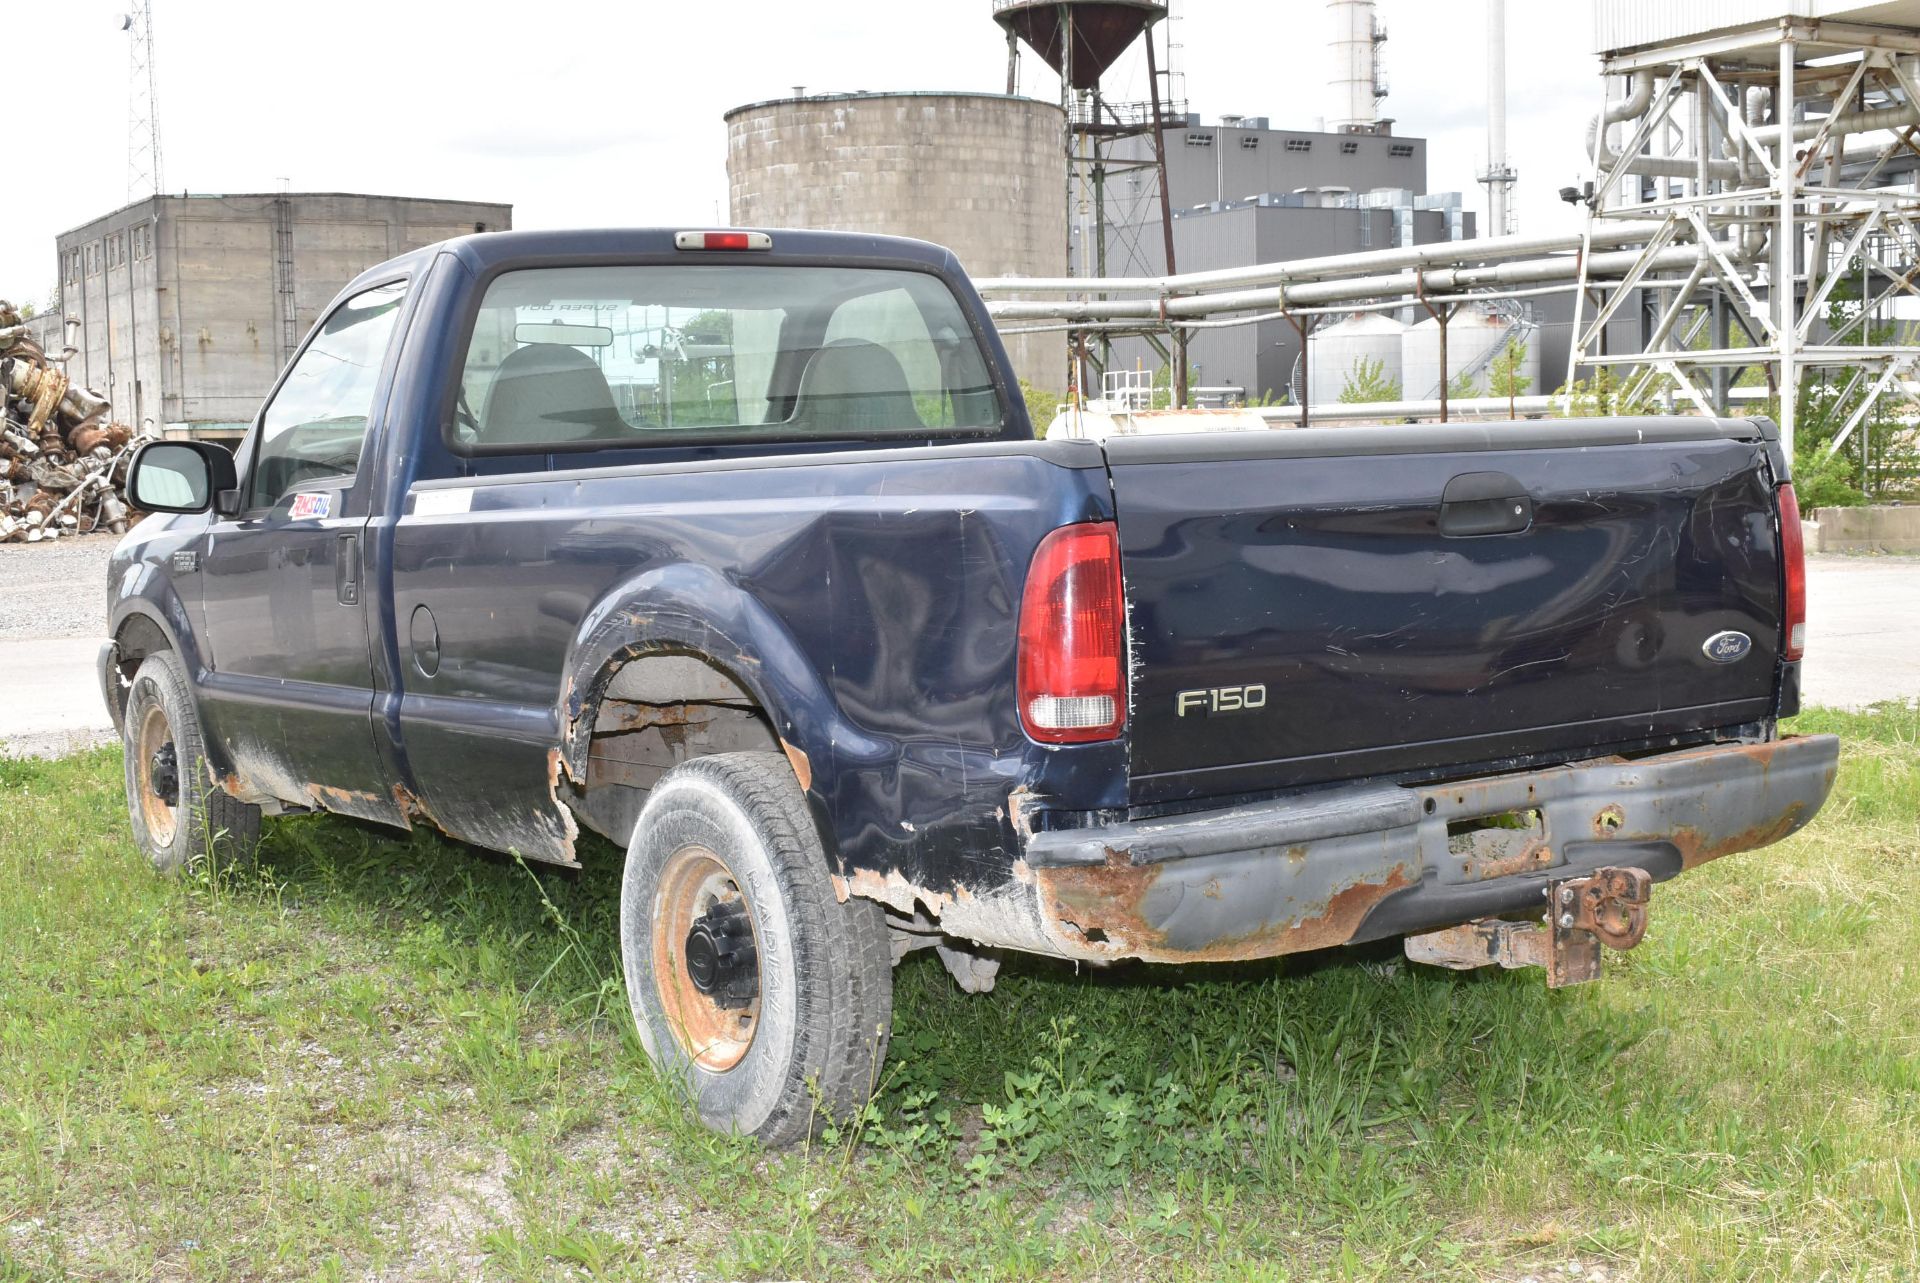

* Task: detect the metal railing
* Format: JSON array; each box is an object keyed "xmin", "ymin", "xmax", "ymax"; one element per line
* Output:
[{"xmin": 1067, "ymin": 98, "xmax": 1187, "ymax": 129}]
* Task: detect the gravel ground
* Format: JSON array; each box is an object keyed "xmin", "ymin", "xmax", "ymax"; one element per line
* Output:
[{"xmin": 0, "ymin": 533, "xmax": 118, "ymax": 643}]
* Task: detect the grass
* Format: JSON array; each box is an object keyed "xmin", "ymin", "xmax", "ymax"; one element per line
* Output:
[{"xmin": 0, "ymin": 705, "xmax": 1915, "ymax": 1280}]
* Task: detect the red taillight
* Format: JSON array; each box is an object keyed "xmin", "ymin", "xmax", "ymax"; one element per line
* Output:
[
  {"xmin": 1018, "ymin": 522, "xmax": 1127, "ymax": 744},
  {"xmin": 673, "ymin": 230, "xmax": 772, "ymax": 251},
  {"xmin": 1777, "ymin": 482, "xmax": 1806, "ymax": 661}
]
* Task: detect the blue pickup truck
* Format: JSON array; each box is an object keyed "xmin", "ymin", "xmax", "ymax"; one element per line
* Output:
[{"xmin": 103, "ymin": 227, "xmax": 1837, "ymax": 1144}]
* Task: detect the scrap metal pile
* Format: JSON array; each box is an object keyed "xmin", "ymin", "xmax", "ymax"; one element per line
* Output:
[{"xmin": 0, "ymin": 300, "xmax": 150, "ymax": 542}]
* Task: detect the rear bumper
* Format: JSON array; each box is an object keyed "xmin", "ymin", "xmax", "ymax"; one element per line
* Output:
[{"xmin": 1015, "ymin": 734, "xmax": 1840, "ymax": 964}]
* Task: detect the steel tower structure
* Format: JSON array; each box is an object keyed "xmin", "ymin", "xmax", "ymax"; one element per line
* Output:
[
  {"xmin": 1569, "ymin": 4, "xmax": 1920, "ymax": 466},
  {"xmin": 994, "ymin": 0, "xmax": 1184, "ymax": 401},
  {"xmin": 122, "ymin": 2, "xmax": 165, "ymax": 202}
]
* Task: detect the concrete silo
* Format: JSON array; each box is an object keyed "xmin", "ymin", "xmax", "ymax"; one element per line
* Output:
[{"xmin": 725, "ymin": 91, "xmax": 1069, "ymax": 394}]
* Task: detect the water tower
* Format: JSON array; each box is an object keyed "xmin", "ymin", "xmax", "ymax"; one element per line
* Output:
[{"xmin": 993, "ymin": 0, "xmax": 1184, "ymax": 399}]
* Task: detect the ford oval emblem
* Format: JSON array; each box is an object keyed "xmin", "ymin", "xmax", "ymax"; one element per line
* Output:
[{"xmin": 1703, "ymin": 630, "xmax": 1753, "ymax": 663}]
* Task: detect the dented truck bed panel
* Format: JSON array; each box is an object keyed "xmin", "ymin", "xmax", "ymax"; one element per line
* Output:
[
  {"xmin": 388, "ymin": 445, "xmax": 1118, "ymax": 871},
  {"xmin": 102, "ymin": 227, "xmax": 1826, "ymax": 971}
]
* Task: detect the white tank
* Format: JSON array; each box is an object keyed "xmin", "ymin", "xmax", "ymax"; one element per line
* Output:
[
  {"xmin": 1401, "ymin": 307, "xmax": 1541, "ymax": 400},
  {"xmin": 1310, "ymin": 312, "xmax": 1407, "ymax": 404}
]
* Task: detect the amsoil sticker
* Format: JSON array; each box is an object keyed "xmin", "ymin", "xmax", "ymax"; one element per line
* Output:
[{"xmin": 289, "ymin": 492, "xmax": 332, "ymax": 520}]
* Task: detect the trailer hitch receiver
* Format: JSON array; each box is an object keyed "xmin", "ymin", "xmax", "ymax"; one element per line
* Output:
[
  {"xmin": 1556, "ymin": 865, "xmax": 1650, "ymax": 950},
  {"xmin": 1404, "ymin": 865, "xmax": 1654, "ymax": 987}
]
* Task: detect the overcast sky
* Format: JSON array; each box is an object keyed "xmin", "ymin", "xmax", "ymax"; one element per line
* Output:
[{"xmin": 2, "ymin": 0, "xmax": 1607, "ymax": 307}]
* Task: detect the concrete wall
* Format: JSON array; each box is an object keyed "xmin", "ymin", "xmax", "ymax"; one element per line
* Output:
[
  {"xmin": 726, "ymin": 92, "xmax": 1069, "ymax": 393},
  {"xmin": 55, "ymin": 192, "xmax": 510, "ymax": 428},
  {"xmin": 1806, "ymin": 505, "xmax": 1920, "ymax": 553}
]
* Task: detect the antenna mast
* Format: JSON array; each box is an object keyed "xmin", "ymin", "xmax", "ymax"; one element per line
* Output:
[{"xmin": 122, "ymin": 2, "xmax": 164, "ymax": 201}]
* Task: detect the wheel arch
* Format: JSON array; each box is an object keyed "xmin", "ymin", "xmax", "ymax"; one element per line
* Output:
[
  {"xmin": 105, "ymin": 601, "xmax": 211, "ymax": 749},
  {"xmin": 558, "ymin": 563, "xmax": 874, "ymax": 865}
]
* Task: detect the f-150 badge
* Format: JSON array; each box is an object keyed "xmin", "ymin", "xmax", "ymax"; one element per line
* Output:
[
  {"xmin": 1176, "ymin": 684, "xmax": 1268, "ymax": 716},
  {"xmin": 1702, "ymin": 631, "xmax": 1753, "ymax": 663}
]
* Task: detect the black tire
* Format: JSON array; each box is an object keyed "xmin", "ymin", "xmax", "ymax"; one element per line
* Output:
[
  {"xmin": 619, "ymin": 752, "xmax": 892, "ymax": 1146},
  {"xmin": 122, "ymin": 652, "xmax": 262, "ymax": 874}
]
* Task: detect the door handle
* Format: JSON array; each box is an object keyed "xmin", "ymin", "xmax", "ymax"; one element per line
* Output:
[
  {"xmin": 336, "ymin": 533, "xmax": 360, "ymax": 605},
  {"xmin": 1440, "ymin": 471, "xmax": 1532, "ymax": 537}
]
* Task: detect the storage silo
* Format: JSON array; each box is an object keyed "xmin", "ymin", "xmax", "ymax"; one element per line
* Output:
[
  {"xmin": 725, "ymin": 91, "xmax": 1068, "ymax": 394},
  {"xmin": 1401, "ymin": 307, "xmax": 1540, "ymax": 401},
  {"xmin": 1310, "ymin": 313, "xmax": 1407, "ymax": 404}
]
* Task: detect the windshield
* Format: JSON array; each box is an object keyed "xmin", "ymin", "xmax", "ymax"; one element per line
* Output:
[{"xmin": 453, "ymin": 264, "xmax": 1002, "ymax": 450}]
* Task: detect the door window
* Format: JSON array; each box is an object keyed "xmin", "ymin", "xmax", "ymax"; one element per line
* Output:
[{"xmin": 248, "ymin": 281, "xmax": 408, "ymax": 509}]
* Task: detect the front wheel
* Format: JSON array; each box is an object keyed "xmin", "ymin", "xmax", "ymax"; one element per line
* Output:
[
  {"xmin": 619, "ymin": 752, "xmax": 892, "ymax": 1146},
  {"xmin": 121, "ymin": 651, "xmax": 261, "ymax": 873}
]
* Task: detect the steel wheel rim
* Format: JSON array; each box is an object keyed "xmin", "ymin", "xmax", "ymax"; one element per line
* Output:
[
  {"xmin": 134, "ymin": 703, "xmax": 179, "ymax": 849},
  {"xmin": 652, "ymin": 844, "xmax": 762, "ymax": 1072}
]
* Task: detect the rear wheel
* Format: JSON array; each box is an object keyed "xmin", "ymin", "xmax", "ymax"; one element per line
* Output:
[
  {"xmin": 121, "ymin": 652, "xmax": 261, "ymax": 873},
  {"xmin": 619, "ymin": 752, "xmax": 892, "ymax": 1145}
]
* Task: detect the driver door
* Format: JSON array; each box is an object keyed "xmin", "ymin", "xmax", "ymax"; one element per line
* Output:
[{"xmin": 196, "ymin": 280, "xmax": 408, "ymax": 821}]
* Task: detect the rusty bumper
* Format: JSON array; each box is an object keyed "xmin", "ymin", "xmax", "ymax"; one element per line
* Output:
[{"xmin": 1015, "ymin": 735, "xmax": 1840, "ymax": 965}]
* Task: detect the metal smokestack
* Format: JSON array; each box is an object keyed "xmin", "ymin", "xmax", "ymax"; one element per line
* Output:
[
  {"xmin": 1326, "ymin": 0, "xmax": 1386, "ymax": 132},
  {"xmin": 1479, "ymin": 0, "xmax": 1519, "ymax": 234}
]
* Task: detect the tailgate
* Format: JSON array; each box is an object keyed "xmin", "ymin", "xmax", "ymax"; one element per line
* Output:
[{"xmin": 1106, "ymin": 420, "xmax": 1786, "ymax": 805}]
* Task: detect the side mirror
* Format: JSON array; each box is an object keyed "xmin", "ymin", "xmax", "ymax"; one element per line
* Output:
[{"xmin": 128, "ymin": 441, "xmax": 239, "ymax": 515}]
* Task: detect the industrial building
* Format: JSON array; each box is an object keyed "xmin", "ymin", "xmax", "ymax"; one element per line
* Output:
[
  {"xmin": 48, "ymin": 191, "xmax": 511, "ymax": 435},
  {"xmin": 725, "ymin": 91, "xmax": 1068, "ymax": 391},
  {"xmin": 1088, "ymin": 117, "xmax": 1456, "ymax": 276},
  {"xmin": 1095, "ymin": 115, "xmax": 1478, "ymax": 400}
]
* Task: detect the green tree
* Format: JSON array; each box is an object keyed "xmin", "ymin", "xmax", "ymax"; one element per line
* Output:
[
  {"xmin": 1151, "ymin": 363, "xmax": 1174, "ymax": 410},
  {"xmin": 1338, "ymin": 355, "xmax": 1401, "ymax": 403},
  {"xmin": 1781, "ymin": 256, "xmax": 1920, "ymax": 499},
  {"xmin": 1487, "ymin": 340, "xmax": 1532, "ymax": 399},
  {"xmin": 1790, "ymin": 446, "xmax": 1869, "ymax": 509},
  {"xmin": 1447, "ymin": 368, "xmax": 1479, "ymax": 400},
  {"xmin": 1020, "ymin": 379, "xmax": 1062, "ymax": 436},
  {"xmin": 1554, "ymin": 367, "xmax": 1655, "ymax": 418}
]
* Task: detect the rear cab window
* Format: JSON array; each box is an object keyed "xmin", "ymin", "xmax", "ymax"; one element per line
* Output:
[{"xmin": 449, "ymin": 265, "xmax": 1002, "ymax": 453}]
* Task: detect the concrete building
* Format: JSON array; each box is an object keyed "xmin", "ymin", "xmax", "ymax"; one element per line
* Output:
[
  {"xmin": 726, "ymin": 91, "xmax": 1068, "ymax": 391},
  {"xmin": 1095, "ymin": 116, "xmax": 1474, "ymax": 401},
  {"xmin": 51, "ymin": 191, "xmax": 510, "ymax": 434}
]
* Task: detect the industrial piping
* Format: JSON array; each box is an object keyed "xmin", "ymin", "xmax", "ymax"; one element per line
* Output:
[
  {"xmin": 983, "ymin": 242, "xmax": 1720, "ymax": 321},
  {"xmin": 974, "ymin": 220, "xmax": 1669, "ymax": 297},
  {"xmin": 1588, "ymin": 67, "xmax": 1920, "ymax": 182}
]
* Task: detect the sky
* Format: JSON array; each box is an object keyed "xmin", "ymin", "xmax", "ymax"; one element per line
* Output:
[{"xmin": 0, "ymin": 0, "xmax": 1609, "ymax": 308}]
